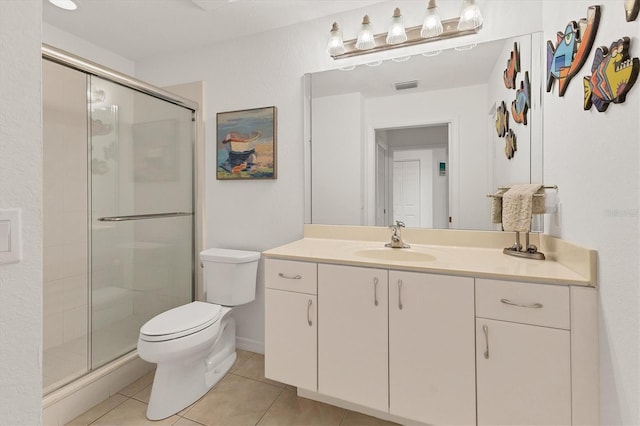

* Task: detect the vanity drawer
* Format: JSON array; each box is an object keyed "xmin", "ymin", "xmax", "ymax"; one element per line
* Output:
[
  {"xmin": 476, "ymin": 279, "xmax": 570, "ymax": 330},
  {"xmin": 265, "ymin": 259, "xmax": 317, "ymax": 294}
]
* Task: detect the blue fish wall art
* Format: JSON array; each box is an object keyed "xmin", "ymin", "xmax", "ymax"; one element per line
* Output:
[
  {"xmin": 547, "ymin": 5, "xmax": 601, "ymax": 96},
  {"xmin": 511, "ymin": 72, "xmax": 531, "ymax": 125}
]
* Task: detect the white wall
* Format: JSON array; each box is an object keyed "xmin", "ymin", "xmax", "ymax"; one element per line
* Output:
[
  {"xmin": 541, "ymin": 1, "xmax": 639, "ymax": 424},
  {"xmin": 0, "ymin": 1, "xmax": 42, "ymax": 424},
  {"xmin": 43, "ymin": 22, "xmax": 136, "ymax": 76}
]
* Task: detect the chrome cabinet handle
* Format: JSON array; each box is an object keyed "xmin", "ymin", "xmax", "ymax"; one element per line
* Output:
[
  {"xmin": 278, "ymin": 273, "xmax": 302, "ymax": 280},
  {"xmin": 500, "ymin": 298, "xmax": 543, "ymax": 309},
  {"xmin": 307, "ymin": 299, "xmax": 313, "ymax": 326},
  {"xmin": 398, "ymin": 279, "xmax": 403, "ymax": 310},
  {"xmin": 483, "ymin": 324, "xmax": 489, "ymax": 359},
  {"xmin": 373, "ymin": 277, "xmax": 379, "ymax": 306}
]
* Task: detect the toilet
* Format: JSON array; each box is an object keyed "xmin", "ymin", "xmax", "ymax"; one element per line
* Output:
[{"xmin": 137, "ymin": 248, "xmax": 260, "ymax": 420}]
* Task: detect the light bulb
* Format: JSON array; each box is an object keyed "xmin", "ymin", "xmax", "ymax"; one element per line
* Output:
[
  {"xmin": 327, "ymin": 22, "xmax": 345, "ymax": 57},
  {"xmin": 386, "ymin": 8, "xmax": 407, "ymax": 45},
  {"xmin": 458, "ymin": 0, "xmax": 484, "ymax": 30},
  {"xmin": 356, "ymin": 15, "xmax": 376, "ymax": 50},
  {"xmin": 421, "ymin": 0, "xmax": 443, "ymax": 38}
]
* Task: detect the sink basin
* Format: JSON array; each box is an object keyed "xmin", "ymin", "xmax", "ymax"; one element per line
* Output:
[{"xmin": 353, "ymin": 248, "xmax": 436, "ymax": 262}]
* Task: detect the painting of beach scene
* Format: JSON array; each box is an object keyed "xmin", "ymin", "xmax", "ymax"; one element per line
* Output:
[{"xmin": 216, "ymin": 106, "xmax": 277, "ymax": 180}]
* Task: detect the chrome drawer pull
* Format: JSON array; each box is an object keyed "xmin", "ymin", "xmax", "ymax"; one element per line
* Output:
[
  {"xmin": 398, "ymin": 279, "xmax": 403, "ymax": 310},
  {"xmin": 278, "ymin": 273, "xmax": 302, "ymax": 280},
  {"xmin": 500, "ymin": 298, "xmax": 543, "ymax": 309},
  {"xmin": 307, "ymin": 299, "xmax": 313, "ymax": 326},
  {"xmin": 483, "ymin": 324, "xmax": 489, "ymax": 359},
  {"xmin": 373, "ymin": 277, "xmax": 379, "ymax": 306}
]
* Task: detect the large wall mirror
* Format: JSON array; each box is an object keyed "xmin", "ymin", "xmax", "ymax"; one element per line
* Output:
[{"xmin": 305, "ymin": 32, "xmax": 543, "ymax": 231}]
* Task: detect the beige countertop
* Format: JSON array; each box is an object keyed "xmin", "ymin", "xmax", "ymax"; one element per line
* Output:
[{"xmin": 262, "ymin": 225, "xmax": 597, "ymax": 287}]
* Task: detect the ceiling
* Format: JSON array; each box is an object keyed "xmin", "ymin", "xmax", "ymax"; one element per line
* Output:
[{"xmin": 42, "ymin": 0, "xmax": 387, "ymax": 61}]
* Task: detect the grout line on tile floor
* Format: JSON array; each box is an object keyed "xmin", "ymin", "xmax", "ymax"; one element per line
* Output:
[{"xmin": 253, "ymin": 385, "xmax": 287, "ymax": 426}]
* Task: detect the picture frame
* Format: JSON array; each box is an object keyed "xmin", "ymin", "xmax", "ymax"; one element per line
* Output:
[{"xmin": 216, "ymin": 106, "xmax": 277, "ymax": 180}]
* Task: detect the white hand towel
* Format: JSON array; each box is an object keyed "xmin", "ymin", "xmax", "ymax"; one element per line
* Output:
[
  {"xmin": 502, "ymin": 184, "xmax": 543, "ymax": 232},
  {"xmin": 491, "ymin": 188, "xmax": 507, "ymax": 224},
  {"xmin": 532, "ymin": 187, "xmax": 546, "ymax": 214}
]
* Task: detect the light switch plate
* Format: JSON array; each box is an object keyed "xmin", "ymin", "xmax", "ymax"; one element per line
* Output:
[{"xmin": 0, "ymin": 208, "xmax": 21, "ymax": 264}]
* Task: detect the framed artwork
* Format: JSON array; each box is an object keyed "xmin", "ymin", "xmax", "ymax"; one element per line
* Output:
[{"xmin": 216, "ymin": 106, "xmax": 277, "ymax": 180}]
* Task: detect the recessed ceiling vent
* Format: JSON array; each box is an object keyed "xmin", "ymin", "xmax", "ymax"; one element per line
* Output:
[{"xmin": 394, "ymin": 80, "xmax": 419, "ymax": 91}]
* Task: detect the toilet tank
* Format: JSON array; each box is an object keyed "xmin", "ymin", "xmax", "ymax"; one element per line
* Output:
[{"xmin": 200, "ymin": 248, "xmax": 260, "ymax": 306}]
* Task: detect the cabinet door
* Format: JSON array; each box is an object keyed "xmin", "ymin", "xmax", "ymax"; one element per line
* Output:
[
  {"xmin": 388, "ymin": 271, "xmax": 476, "ymax": 425},
  {"xmin": 318, "ymin": 264, "xmax": 388, "ymax": 411},
  {"xmin": 265, "ymin": 289, "xmax": 317, "ymax": 390},
  {"xmin": 476, "ymin": 318, "xmax": 571, "ymax": 426}
]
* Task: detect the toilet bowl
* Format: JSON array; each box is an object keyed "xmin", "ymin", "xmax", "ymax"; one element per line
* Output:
[{"xmin": 137, "ymin": 248, "xmax": 260, "ymax": 420}]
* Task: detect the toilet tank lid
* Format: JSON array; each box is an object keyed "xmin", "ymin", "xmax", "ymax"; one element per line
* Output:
[{"xmin": 200, "ymin": 248, "xmax": 261, "ymax": 263}]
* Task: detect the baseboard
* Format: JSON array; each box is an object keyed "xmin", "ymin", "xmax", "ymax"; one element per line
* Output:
[
  {"xmin": 236, "ymin": 336, "xmax": 264, "ymax": 354},
  {"xmin": 297, "ymin": 388, "xmax": 423, "ymax": 425}
]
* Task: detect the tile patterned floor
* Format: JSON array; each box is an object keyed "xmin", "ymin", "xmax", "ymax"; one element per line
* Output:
[{"xmin": 66, "ymin": 350, "xmax": 399, "ymax": 426}]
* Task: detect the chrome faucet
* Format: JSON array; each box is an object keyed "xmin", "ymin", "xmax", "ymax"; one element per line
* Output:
[{"xmin": 385, "ymin": 221, "xmax": 410, "ymax": 248}]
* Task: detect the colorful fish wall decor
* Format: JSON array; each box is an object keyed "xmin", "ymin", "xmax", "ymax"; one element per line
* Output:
[
  {"xmin": 495, "ymin": 101, "xmax": 509, "ymax": 137},
  {"xmin": 511, "ymin": 72, "xmax": 531, "ymax": 125},
  {"xmin": 583, "ymin": 37, "xmax": 639, "ymax": 112},
  {"xmin": 505, "ymin": 130, "xmax": 517, "ymax": 160},
  {"xmin": 503, "ymin": 42, "xmax": 520, "ymax": 89},
  {"xmin": 625, "ymin": 0, "xmax": 639, "ymax": 21},
  {"xmin": 547, "ymin": 5, "xmax": 601, "ymax": 97}
]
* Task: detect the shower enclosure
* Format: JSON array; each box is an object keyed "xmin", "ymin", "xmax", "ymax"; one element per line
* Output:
[{"xmin": 42, "ymin": 49, "xmax": 196, "ymax": 394}]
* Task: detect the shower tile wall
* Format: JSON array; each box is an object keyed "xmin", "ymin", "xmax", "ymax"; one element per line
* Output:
[{"xmin": 43, "ymin": 60, "xmax": 89, "ymax": 392}]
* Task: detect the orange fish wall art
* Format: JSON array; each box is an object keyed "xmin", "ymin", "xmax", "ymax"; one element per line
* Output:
[{"xmin": 503, "ymin": 42, "xmax": 520, "ymax": 89}]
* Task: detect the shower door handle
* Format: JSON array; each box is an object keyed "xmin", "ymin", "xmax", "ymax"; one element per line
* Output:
[{"xmin": 97, "ymin": 212, "xmax": 193, "ymax": 222}]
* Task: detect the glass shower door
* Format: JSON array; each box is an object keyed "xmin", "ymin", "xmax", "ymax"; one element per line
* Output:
[{"xmin": 89, "ymin": 76, "xmax": 195, "ymax": 368}]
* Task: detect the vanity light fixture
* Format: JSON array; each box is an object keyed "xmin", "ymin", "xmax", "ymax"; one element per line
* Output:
[
  {"xmin": 386, "ymin": 8, "xmax": 408, "ymax": 45},
  {"xmin": 355, "ymin": 15, "xmax": 376, "ymax": 50},
  {"xmin": 421, "ymin": 0, "xmax": 444, "ymax": 38},
  {"xmin": 49, "ymin": 0, "xmax": 77, "ymax": 10},
  {"xmin": 457, "ymin": 0, "xmax": 484, "ymax": 30},
  {"xmin": 327, "ymin": 1, "xmax": 482, "ymax": 60}
]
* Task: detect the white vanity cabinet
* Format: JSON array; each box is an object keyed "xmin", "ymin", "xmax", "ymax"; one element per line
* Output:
[
  {"xmin": 318, "ymin": 264, "xmax": 389, "ymax": 412},
  {"xmin": 475, "ymin": 279, "xmax": 572, "ymax": 426},
  {"xmin": 264, "ymin": 259, "xmax": 317, "ymax": 391},
  {"xmin": 388, "ymin": 271, "xmax": 476, "ymax": 425},
  {"xmin": 264, "ymin": 253, "xmax": 598, "ymax": 426}
]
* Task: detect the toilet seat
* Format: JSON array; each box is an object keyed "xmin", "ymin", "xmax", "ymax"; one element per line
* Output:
[{"xmin": 139, "ymin": 301, "xmax": 222, "ymax": 342}]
